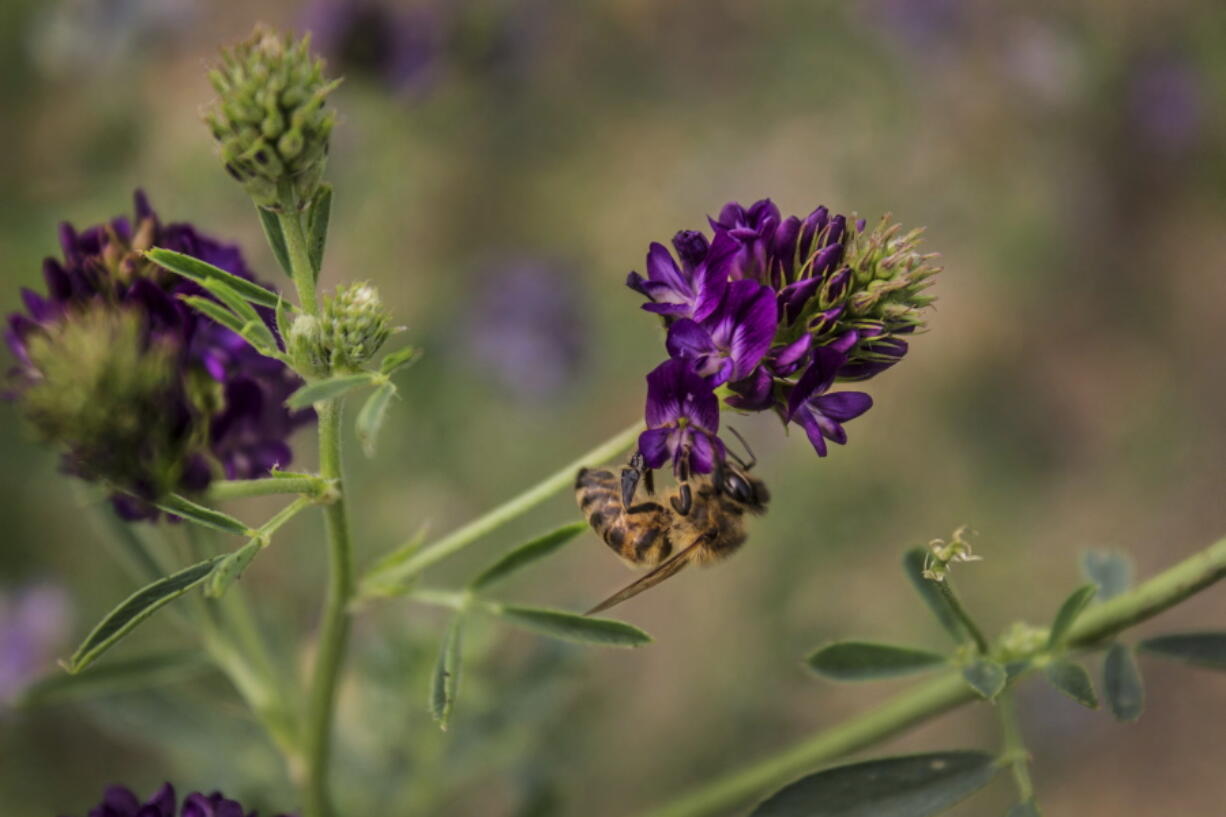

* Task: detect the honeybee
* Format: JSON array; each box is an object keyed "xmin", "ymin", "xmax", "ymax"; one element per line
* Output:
[{"xmin": 574, "ymin": 429, "xmax": 769, "ymax": 615}]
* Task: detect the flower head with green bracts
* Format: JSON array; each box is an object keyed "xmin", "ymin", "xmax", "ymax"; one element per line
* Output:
[{"xmin": 206, "ymin": 25, "xmax": 340, "ymax": 212}]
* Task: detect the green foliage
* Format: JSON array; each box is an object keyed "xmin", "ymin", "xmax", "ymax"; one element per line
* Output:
[
  {"xmin": 1103, "ymin": 643, "xmax": 1144, "ymax": 722},
  {"xmin": 430, "ymin": 615, "xmax": 464, "ymax": 730},
  {"xmin": 806, "ymin": 641, "xmax": 947, "ymax": 682},
  {"xmin": 749, "ymin": 751, "xmax": 999, "ymax": 817},
  {"xmin": 468, "ymin": 522, "xmax": 588, "ymax": 591},
  {"xmin": 1080, "ymin": 550, "xmax": 1132, "ymax": 601},
  {"xmin": 146, "ymin": 247, "xmax": 282, "ymax": 309},
  {"xmin": 257, "ymin": 205, "xmax": 294, "ymax": 278},
  {"xmin": 1046, "ymin": 584, "xmax": 1096, "ymax": 648},
  {"xmin": 206, "ymin": 537, "xmax": 264, "ymax": 599},
  {"xmin": 1138, "ymin": 632, "xmax": 1226, "ymax": 670},
  {"xmin": 380, "ymin": 345, "xmax": 422, "ymax": 376},
  {"xmin": 1005, "ymin": 801, "xmax": 1041, "ymax": 817},
  {"xmin": 489, "ymin": 604, "xmax": 651, "ymax": 647},
  {"xmin": 285, "ymin": 373, "xmax": 376, "ymax": 409},
  {"xmin": 356, "ymin": 382, "xmax": 398, "ymax": 458},
  {"xmin": 307, "ymin": 183, "xmax": 332, "ymax": 278},
  {"xmin": 961, "ymin": 659, "xmax": 1007, "ymax": 701},
  {"xmin": 155, "ymin": 494, "xmax": 253, "ymax": 537},
  {"xmin": 18, "ymin": 650, "xmax": 212, "ymax": 707},
  {"xmin": 66, "ymin": 557, "xmax": 222, "ymax": 673},
  {"xmin": 902, "ymin": 548, "xmax": 964, "ymax": 643},
  {"xmin": 1043, "ymin": 659, "xmax": 1097, "ymax": 709}
]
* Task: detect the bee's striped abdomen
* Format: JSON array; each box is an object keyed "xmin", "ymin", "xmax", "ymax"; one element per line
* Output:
[{"xmin": 575, "ymin": 467, "xmax": 674, "ymax": 567}]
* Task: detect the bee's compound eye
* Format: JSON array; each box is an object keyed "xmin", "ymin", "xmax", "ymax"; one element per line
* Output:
[{"xmin": 724, "ymin": 473, "xmax": 754, "ymax": 503}]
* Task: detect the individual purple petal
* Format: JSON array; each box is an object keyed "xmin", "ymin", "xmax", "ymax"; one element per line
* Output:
[
  {"xmin": 787, "ymin": 346, "xmax": 844, "ymax": 419},
  {"xmin": 638, "ymin": 427, "xmax": 672, "ymax": 469},
  {"xmin": 794, "ymin": 410, "xmax": 829, "ymax": 456},
  {"xmin": 671, "ymin": 230, "xmax": 709, "ymax": 270},
  {"xmin": 665, "ymin": 318, "xmax": 718, "ymax": 362},
  {"xmin": 645, "ymin": 242, "xmax": 688, "ymax": 291},
  {"xmin": 770, "ymin": 333, "xmax": 812, "ymax": 375},
  {"xmin": 812, "ymin": 391, "xmax": 873, "ymax": 422}
]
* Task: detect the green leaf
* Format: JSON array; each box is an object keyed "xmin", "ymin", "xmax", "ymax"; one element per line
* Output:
[
  {"xmin": 18, "ymin": 649, "xmax": 212, "ymax": 707},
  {"xmin": 380, "ymin": 345, "xmax": 421, "ymax": 376},
  {"xmin": 1047, "ymin": 584, "xmax": 1097, "ymax": 648},
  {"xmin": 902, "ymin": 548, "xmax": 964, "ymax": 643},
  {"xmin": 1006, "ymin": 800, "xmax": 1041, "ymax": 817},
  {"xmin": 469, "ymin": 522, "xmax": 588, "ymax": 592},
  {"xmin": 206, "ymin": 537, "xmax": 263, "ymax": 599},
  {"xmin": 1138, "ymin": 632, "xmax": 1226, "ymax": 670},
  {"xmin": 66, "ymin": 558, "xmax": 221, "ymax": 673},
  {"xmin": 179, "ymin": 296, "xmax": 276, "ymax": 356},
  {"xmin": 1044, "ymin": 659, "xmax": 1098, "ymax": 708},
  {"xmin": 307, "ymin": 183, "xmax": 332, "ymax": 278},
  {"xmin": 355, "ymin": 381, "xmax": 397, "ymax": 458},
  {"xmin": 257, "ymin": 206, "xmax": 294, "ymax": 278},
  {"xmin": 285, "ymin": 373, "xmax": 375, "ymax": 410},
  {"xmin": 491, "ymin": 604, "xmax": 651, "ymax": 647},
  {"xmin": 1103, "ymin": 642, "xmax": 1144, "ymax": 722},
  {"xmin": 430, "ymin": 615, "xmax": 463, "ymax": 730},
  {"xmin": 962, "ymin": 659, "xmax": 1007, "ymax": 700},
  {"xmin": 146, "ymin": 247, "xmax": 281, "ymax": 309},
  {"xmin": 155, "ymin": 494, "xmax": 251, "ymax": 537},
  {"xmin": 806, "ymin": 641, "xmax": 948, "ymax": 682},
  {"xmin": 749, "ymin": 751, "xmax": 999, "ymax": 817},
  {"xmin": 1080, "ymin": 549, "xmax": 1132, "ymax": 601},
  {"xmin": 275, "ymin": 297, "xmax": 293, "ymax": 345}
]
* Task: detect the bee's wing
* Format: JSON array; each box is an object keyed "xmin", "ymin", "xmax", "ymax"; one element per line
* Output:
[{"xmin": 585, "ymin": 538, "xmax": 705, "ymax": 616}]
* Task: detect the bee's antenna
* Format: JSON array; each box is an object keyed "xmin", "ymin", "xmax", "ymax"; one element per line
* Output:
[{"xmin": 726, "ymin": 426, "xmax": 756, "ymax": 471}]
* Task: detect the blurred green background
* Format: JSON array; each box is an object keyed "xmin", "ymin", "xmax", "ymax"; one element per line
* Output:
[{"xmin": 2, "ymin": 1, "xmax": 1225, "ymax": 814}]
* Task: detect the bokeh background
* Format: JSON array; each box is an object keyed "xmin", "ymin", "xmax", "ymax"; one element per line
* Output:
[{"xmin": 2, "ymin": 1, "xmax": 1225, "ymax": 814}]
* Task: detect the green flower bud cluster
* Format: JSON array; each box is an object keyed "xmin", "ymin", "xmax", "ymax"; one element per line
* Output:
[
  {"xmin": 288, "ymin": 283, "xmax": 392, "ymax": 375},
  {"xmin": 206, "ymin": 25, "xmax": 340, "ymax": 211},
  {"xmin": 21, "ymin": 308, "xmax": 200, "ymax": 498},
  {"xmin": 843, "ymin": 216, "xmax": 940, "ymax": 331}
]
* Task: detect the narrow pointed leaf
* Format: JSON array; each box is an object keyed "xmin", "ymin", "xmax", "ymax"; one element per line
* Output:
[
  {"xmin": 286, "ymin": 373, "xmax": 375, "ymax": 410},
  {"xmin": 380, "ymin": 345, "xmax": 421, "ymax": 376},
  {"xmin": 962, "ymin": 659, "xmax": 1007, "ymax": 700},
  {"xmin": 18, "ymin": 649, "xmax": 212, "ymax": 707},
  {"xmin": 257, "ymin": 206, "xmax": 294, "ymax": 278},
  {"xmin": 206, "ymin": 537, "xmax": 263, "ymax": 598},
  {"xmin": 1103, "ymin": 642, "xmax": 1144, "ymax": 721},
  {"xmin": 307, "ymin": 183, "xmax": 332, "ymax": 278},
  {"xmin": 1044, "ymin": 659, "xmax": 1098, "ymax": 708},
  {"xmin": 492, "ymin": 604, "xmax": 650, "ymax": 647},
  {"xmin": 275, "ymin": 297, "xmax": 293, "ymax": 346},
  {"xmin": 430, "ymin": 615, "xmax": 463, "ymax": 730},
  {"xmin": 179, "ymin": 296, "xmax": 276, "ymax": 356},
  {"xmin": 1138, "ymin": 632, "xmax": 1226, "ymax": 670},
  {"xmin": 155, "ymin": 494, "xmax": 251, "ymax": 536},
  {"xmin": 356, "ymin": 381, "xmax": 397, "ymax": 458},
  {"xmin": 1047, "ymin": 584, "xmax": 1097, "ymax": 647},
  {"xmin": 1006, "ymin": 801, "xmax": 1041, "ymax": 817},
  {"xmin": 903, "ymin": 548, "xmax": 964, "ymax": 643},
  {"xmin": 1080, "ymin": 549, "xmax": 1132, "ymax": 601},
  {"xmin": 146, "ymin": 247, "xmax": 281, "ymax": 308},
  {"xmin": 806, "ymin": 641, "xmax": 948, "ymax": 681},
  {"xmin": 749, "ymin": 751, "xmax": 999, "ymax": 817},
  {"xmin": 469, "ymin": 522, "xmax": 588, "ymax": 591},
  {"xmin": 66, "ymin": 558, "xmax": 221, "ymax": 673}
]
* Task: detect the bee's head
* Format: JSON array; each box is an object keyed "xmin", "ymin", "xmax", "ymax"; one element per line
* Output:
[{"xmin": 718, "ymin": 462, "xmax": 769, "ymax": 512}]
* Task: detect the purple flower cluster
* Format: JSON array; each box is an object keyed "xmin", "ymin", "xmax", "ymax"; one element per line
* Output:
[
  {"xmin": 302, "ymin": 0, "xmax": 439, "ymax": 96},
  {"xmin": 5, "ymin": 191, "xmax": 312, "ymax": 519},
  {"xmin": 62, "ymin": 783, "xmax": 293, "ymax": 817},
  {"xmin": 628, "ymin": 199, "xmax": 939, "ymax": 477}
]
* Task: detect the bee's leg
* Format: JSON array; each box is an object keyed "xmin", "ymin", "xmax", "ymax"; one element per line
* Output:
[
  {"xmin": 643, "ymin": 464, "xmax": 655, "ymax": 496},
  {"xmin": 620, "ymin": 452, "xmax": 645, "ymax": 509},
  {"xmin": 670, "ymin": 481, "xmax": 693, "ymax": 516}
]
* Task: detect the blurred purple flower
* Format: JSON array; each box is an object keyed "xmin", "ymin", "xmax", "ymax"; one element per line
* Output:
[
  {"xmin": 465, "ymin": 259, "xmax": 586, "ymax": 401},
  {"xmin": 0, "ymin": 582, "xmax": 70, "ymax": 705},
  {"xmin": 639, "ymin": 358, "xmax": 724, "ymax": 478},
  {"xmin": 61, "ymin": 783, "xmax": 294, "ymax": 817},
  {"xmin": 5, "ymin": 191, "xmax": 311, "ymax": 520},
  {"xmin": 1129, "ymin": 55, "xmax": 1205, "ymax": 156},
  {"xmin": 303, "ymin": 0, "xmax": 439, "ymax": 96}
]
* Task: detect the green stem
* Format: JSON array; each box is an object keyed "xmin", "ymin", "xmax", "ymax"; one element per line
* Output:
[
  {"xmin": 362, "ymin": 420, "xmax": 641, "ymax": 592},
  {"xmin": 208, "ymin": 476, "xmax": 330, "ymax": 501},
  {"xmin": 633, "ymin": 536, "xmax": 1226, "ymax": 817},
  {"xmin": 278, "ymin": 207, "xmax": 318, "ymax": 314},
  {"xmin": 998, "ymin": 691, "xmax": 1034, "ymax": 802},
  {"xmin": 303, "ymin": 400, "xmax": 354, "ymax": 817},
  {"xmin": 935, "ymin": 579, "xmax": 990, "ymax": 654}
]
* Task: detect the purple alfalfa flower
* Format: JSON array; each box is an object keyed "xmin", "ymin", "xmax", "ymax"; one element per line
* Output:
[
  {"xmin": 664, "ymin": 279, "xmax": 778, "ymax": 386},
  {"xmin": 61, "ymin": 783, "xmax": 295, "ymax": 817},
  {"xmin": 5, "ymin": 191, "xmax": 312, "ymax": 520},
  {"xmin": 625, "ymin": 231, "xmax": 738, "ymax": 322},
  {"xmin": 302, "ymin": 0, "xmax": 438, "ymax": 96},
  {"xmin": 785, "ymin": 346, "xmax": 873, "ymax": 456},
  {"xmin": 0, "ymin": 582, "xmax": 70, "ymax": 705},
  {"xmin": 638, "ymin": 358, "xmax": 726, "ymax": 478}
]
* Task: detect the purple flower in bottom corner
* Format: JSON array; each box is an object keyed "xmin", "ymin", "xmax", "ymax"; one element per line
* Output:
[
  {"xmin": 62, "ymin": 783, "xmax": 295, "ymax": 817},
  {"xmin": 638, "ymin": 358, "xmax": 725, "ymax": 478},
  {"xmin": 786, "ymin": 347, "xmax": 873, "ymax": 456},
  {"xmin": 0, "ymin": 582, "xmax": 71, "ymax": 705}
]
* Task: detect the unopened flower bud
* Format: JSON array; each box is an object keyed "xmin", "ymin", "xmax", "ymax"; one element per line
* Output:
[
  {"xmin": 206, "ymin": 25, "xmax": 339, "ymax": 211},
  {"xmin": 319, "ymin": 282, "xmax": 392, "ymax": 372},
  {"xmin": 287, "ymin": 313, "xmax": 329, "ymax": 377}
]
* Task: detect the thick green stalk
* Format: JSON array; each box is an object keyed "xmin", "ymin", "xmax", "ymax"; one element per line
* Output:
[
  {"xmin": 635, "ymin": 536, "xmax": 1226, "ymax": 817},
  {"xmin": 364, "ymin": 420, "xmax": 641, "ymax": 591},
  {"xmin": 303, "ymin": 399, "xmax": 353, "ymax": 817},
  {"xmin": 278, "ymin": 208, "xmax": 318, "ymax": 314}
]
